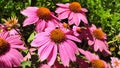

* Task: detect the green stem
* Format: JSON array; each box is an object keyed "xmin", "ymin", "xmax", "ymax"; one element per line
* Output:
[{"xmin": 108, "ymin": 39, "xmax": 118, "ymax": 44}]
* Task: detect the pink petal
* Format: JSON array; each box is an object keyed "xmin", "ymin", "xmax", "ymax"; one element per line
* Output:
[
  {"xmin": 78, "ymin": 13, "xmax": 88, "ymax": 24},
  {"xmin": 73, "ymin": 13, "xmax": 80, "ymax": 26},
  {"xmin": 63, "ymin": 41, "xmax": 76, "ymax": 61},
  {"xmin": 40, "ymin": 64, "xmax": 51, "ymax": 68},
  {"xmin": 56, "ymin": 3, "xmax": 69, "ymax": 8},
  {"xmin": 94, "ymin": 39, "xmax": 99, "ymax": 51},
  {"xmin": 7, "ymin": 35, "xmax": 24, "ymax": 46},
  {"xmin": 38, "ymin": 41, "xmax": 54, "ymax": 61},
  {"xmin": 7, "ymin": 49, "xmax": 23, "ymax": 67},
  {"xmin": 23, "ymin": 17, "xmax": 39, "ymax": 26},
  {"xmin": 35, "ymin": 32, "xmax": 49, "ymax": 38},
  {"xmin": 2, "ymin": 57, "xmax": 12, "ymax": 68},
  {"xmin": 21, "ymin": 7, "xmax": 38, "ymax": 17},
  {"xmin": 68, "ymin": 12, "xmax": 74, "ymax": 20},
  {"xmin": 47, "ymin": 44, "xmax": 57, "ymax": 66},
  {"xmin": 66, "ymin": 35, "xmax": 81, "ymax": 42},
  {"xmin": 68, "ymin": 19, "xmax": 74, "ymax": 25},
  {"xmin": 11, "ymin": 45, "xmax": 26, "ymax": 50},
  {"xmin": 31, "ymin": 37, "xmax": 50, "ymax": 47},
  {"xmin": 36, "ymin": 20, "xmax": 46, "ymax": 32},
  {"xmin": 66, "ymin": 40, "xmax": 79, "ymax": 53},
  {"xmin": 59, "ymin": 44, "xmax": 70, "ymax": 66},
  {"xmin": 81, "ymin": 8, "xmax": 88, "ymax": 12},
  {"xmin": 88, "ymin": 38, "xmax": 94, "ymax": 46},
  {"xmin": 78, "ymin": 48, "xmax": 86, "ymax": 54},
  {"xmin": 58, "ymin": 11, "xmax": 70, "ymax": 19},
  {"xmin": 90, "ymin": 24, "xmax": 97, "ymax": 31},
  {"xmin": 55, "ymin": 7, "xmax": 69, "ymax": 14},
  {"xmin": 0, "ymin": 32, "xmax": 9, "ymax": 39}
]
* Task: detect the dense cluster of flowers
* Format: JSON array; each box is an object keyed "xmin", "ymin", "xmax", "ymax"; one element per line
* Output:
[{"xmin": 0, "ymin": 1, "xmax": 120, "ymax": 68}]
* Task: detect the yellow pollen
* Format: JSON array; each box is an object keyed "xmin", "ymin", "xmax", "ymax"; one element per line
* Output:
[
  {"xmin": 110, "ymin": 47, "xmax": 115, "ymax": 51},
  {"xmin": 50, "ymin": 29, "xmax": 66, "ymax": 43},
  {"xmin": 69, "ymin": 2, "xmax": 82, "ymax": 13},
  {"xmin": 114, "ymin": 61, "xmax": 119, "ymax": 66},
  {"xmin": 91, "ymin": 59, "xmax": 105, "ymax": 68},
  {"xmin": 37, "ymin": 7, "xmax": 51, "ymax": 20},
  {"xmin": 93, "ymin": 29, "xmax": 104, "ymax": 40},
  {"xmin": 63, "ymin": 22, "xmax": 70, "ymax": 29},
  {"xmin": 0, "ymin": 38, "xmax": 10, "ymax": 55}
]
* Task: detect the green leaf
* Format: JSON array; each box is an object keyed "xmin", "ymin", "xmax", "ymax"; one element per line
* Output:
[
  {"xmin": 22, "ymin": 49, "xmax": 28, "ymax": 54},
  {"xmin": 62, "ymin": 0, "xmax": 70, "ymax": 2},
  {"xmin": 27, "ymin": 31, "xmax": 35, "ymax": 43},
  {"xmin": 21, "ymin": 61, "xmax": 31, "ymax": 68}
]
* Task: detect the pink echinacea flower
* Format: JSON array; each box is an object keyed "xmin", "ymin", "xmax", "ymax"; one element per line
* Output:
[
  {"xmin": 111, "ymin": 57, "xmax": 120, "ymax": 68},
  {"xmin": 21, "ymin": 7, "xmax": 59, "ymax": 32},
  {"xmin": 88, "ymin": 24, "xmax": 111, "ymax": 55},
  {"xmin": 55, "ymin": 2, "xmax": 88, "ymax": 26},
  {"xmin": 79, "ymin": 48, "xmax": 110, "ymax": 68},
  {"xmin": 31, "ymin": 26, "xmax": 81, "ymax": 67},
  {"xmin": 0, "ymin": 32, "xmax": 25, "ymax": 68}
]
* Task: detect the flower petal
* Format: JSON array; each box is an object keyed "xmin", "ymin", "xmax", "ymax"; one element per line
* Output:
[
  {"xmin": 59, "ymin": 43, "xmax": 70, "ymax": 66},
  {"xmin": 36, "ymin": 20, "xmax": 46, "ymax": 32},
  {"xmin": 47, "ymin": 44, "xmax": 57, "ymax": 66},
  {"xmin": 58, "ymin": 11, "xmax": 70, "ymax": 20},
  {"xmin": 38, "ymin": 41, "xmax": 54, "ymax": 61},
  {"xmin": 55, "ymin": 7, "xmax": 69, "ymax": 14},
  {"xmin": 66, "ymin": 35, "xmax": 81, "ymax": 42},
  {"xmin": 23, "ymin": 17, "xmax": 39, "ymax": 26},
  {"xmin": 21, "ymin": 7, "xmax": 38, "ymax": 17}
]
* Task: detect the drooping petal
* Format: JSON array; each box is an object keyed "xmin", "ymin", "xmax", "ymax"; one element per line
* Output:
[
  {"xmin": 58, "ymin": 11, "xmax": 70, "ymax": 19},
  {"xmin": 68, "ymin": 12, "xmax": 74, "ymax": 21},
  {"xmin": 10, "ymin": 49, "xmax": 23, "ymax": 67},
  {"xmin": 78, "ymin": 13, "xmax": 88, "ymax": 24},
  {"xmin": 59, "ymin": 43, "xmax": 70, "ymax": 67},
  {"xmin": 66, "ymin": 35, "xmax": 81, "ymax": 42},
  {"xmin": 23, "ymin": 17, "xmax": 39, "ymax": 26},
  {"xmin": 1, "ymin": 56, "xmax": 12, "ymax": 68},
  {"xmin": 36, "ymin": 20, "xmax": 46, "ymax": 32},
  {"xmin": 63, "ymin": 41, "xmax": 76, "ymax": 61},
  {"xmin": 73, "ymin": 13, "xmax": 80, "ymax": 26},
  {"xmin": 66, "ymin": 40, "xmax": 79, "ymax": 53},
  {"xmin": 47, "ymin": 43, "xmax": 57, "ymax": 66},
  {"xmin": 38, "ymin": 41, "xmax": 54, "ymax": 61},
  {"xmin": 81, "ymin": 8, "xmax": 88, "ymax": 12}
]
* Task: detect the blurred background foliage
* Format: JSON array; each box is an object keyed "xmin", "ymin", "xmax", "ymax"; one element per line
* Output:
[{"xmin": 1, "ymin": 0, "xmax": 120, "ymax": 67}]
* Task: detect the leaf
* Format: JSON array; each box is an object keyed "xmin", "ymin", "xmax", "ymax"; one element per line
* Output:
[
  {"xmin": 27, "ymin": 31, "xmax": 35, "ymax": 43},
  {"xmin": 118, "ymin": 51, "xmax": 120, "ymax": 55},
  {"xmin": 21, "ymin": 61, "xmax": 31, "ymax": 68},
  {"xmin": 22, "ymin": 49, "xmax": 29, "ymax": 54}
]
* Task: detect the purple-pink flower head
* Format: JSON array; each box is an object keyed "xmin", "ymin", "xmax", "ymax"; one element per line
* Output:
[
  {"xmin": 21, "ymin": 7, "xmax": 59, "ymax": 32},
  {"xmin": 55, "ymin": 2, "xmax": 88, "ymax": 26},
  {"xmin": 88, "ymin": 24, "xmax": 111, "ymax": 55},
  {"xmin": 111, "ymin": 57, "xmax": 120, "ymax": 68},
  {"xmin": 31, "ymin": 26, "xmax": 80, "ymax": 67},
  {"xmin": 79, "ymin": 49, "xmax": 108, "ymax": 68},
  {"xmin": 0, "ymin": 32, "xmax": 25, "ymax": 68}
]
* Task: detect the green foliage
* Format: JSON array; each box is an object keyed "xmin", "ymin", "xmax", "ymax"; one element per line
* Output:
[{"xmin": 22, "ymin": 61, "xmax": 31, "ymax": 68}]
